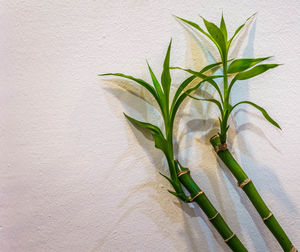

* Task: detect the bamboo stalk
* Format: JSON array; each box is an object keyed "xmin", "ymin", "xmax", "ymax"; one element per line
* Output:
[
  {"xmin": 210, "ymin": 135, "xmax": 296, "ymax": 252},
  {"xmin": 176, "ymin": 162, "xmax": 248, "ymax": 252},
  {"xmin": 102, "ymin": 40, "xmax": 249, "ymax": 251}
]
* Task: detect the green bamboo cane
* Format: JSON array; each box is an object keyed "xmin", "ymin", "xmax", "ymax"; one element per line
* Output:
[
  {"xmin": 176, "ymin": 160, "xmax": 247, "ymax": 251},
  {"xmin": 175, "ymin": 14, "xmax": 297, "ymax": 251},
  {"xmin": 100, "ymin": 41, "xmax": 248, "ymax": 251},
  {"xmin": 210, "ymin": 135, "xmax": 295, "ymax": 252}
]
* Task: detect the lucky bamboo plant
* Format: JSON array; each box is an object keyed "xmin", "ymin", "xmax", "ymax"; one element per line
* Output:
[
  {"xmin": 174, "ymin": 14, "xmax": 296, "ymax": 252},
  {"xmin": 100, "ymin": 41, "xmax": 248, "ymax": 251}
]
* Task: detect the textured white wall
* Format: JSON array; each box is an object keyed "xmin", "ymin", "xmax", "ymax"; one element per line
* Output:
[{"xmin": 1, "ymin": 1, "xmax": 300, "ymax": 251}]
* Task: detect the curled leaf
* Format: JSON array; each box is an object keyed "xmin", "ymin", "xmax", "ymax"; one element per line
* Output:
[
  {"xmin": 188, "ymin": 95, "xmax": 223, "ymax": 114},
  {"xmin": 99, "ymin": 72, "xmax": 161, "ymax": 107},
  {"xmin": 230, "ymin": 101, "xmax": 281, "ymax": 129},
  {"xmin": 124, "ymin": 113, "xmax": 169, "ymax": 154}
]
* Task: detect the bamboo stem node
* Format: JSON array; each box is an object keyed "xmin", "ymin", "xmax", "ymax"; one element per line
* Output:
[
  {"xmin": 214, "ymin": 143, "xmax": 227, "ymax": 152},
  {"xmin": 263, "ymin": 212, "xmax": 273, "ymax": 221},
  {"xmin": 290, "ymin": 244, "xmax": 298, "ymax": 252},
  {"xmin": 208, "ymin": 212, "xmax": 219, "ymax": 221},
  {"xmin": 224, "ymin": 233, "xmax": 235, "ymax": 243},
  {"xmin": 189, "ymin": 191, "xmax": 204, "ymax": 202},
  {"xmin": 177, "ymin": 168, "xmax": 190, "ymax": 177},
  {"xmin": 238, "ymin": 178, "xmax": 251, "ymax": 188}
]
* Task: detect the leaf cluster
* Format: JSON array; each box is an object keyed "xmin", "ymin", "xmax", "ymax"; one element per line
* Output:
[
  {"xmin": 100, "ymin": 41, "xmax": 209, "ymax": 201},
  {"xmin": 175, "ymin": 14, "xmax": 281, "ymax": 142},
  {"xmin": 100, "ymin": 13, "xmax": 281, "ymax": 199}
]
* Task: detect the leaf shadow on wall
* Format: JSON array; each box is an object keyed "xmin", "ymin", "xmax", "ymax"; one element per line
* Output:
[{"xmin": 94, "ymin": 80, "xmax": 212, "ymax": 252}]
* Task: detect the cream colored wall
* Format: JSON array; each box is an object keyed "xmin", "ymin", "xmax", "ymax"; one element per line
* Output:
[{"xmin": 1, "ymin": 1, "xmax": 300, "ymax": 251}]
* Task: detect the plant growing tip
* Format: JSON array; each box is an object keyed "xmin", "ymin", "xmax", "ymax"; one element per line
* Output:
[{"xmin": 175, "ymin": 14, "xmax": 281, "ymax": 143}]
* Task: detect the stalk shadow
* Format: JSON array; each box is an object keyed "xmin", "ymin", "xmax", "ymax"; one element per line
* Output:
[
  {"xmin": 215, "ymin": 156, "xmax": 275, "ymax": 252},
  {"xmin": 224, "ymin": 17, "xmax": 297, "ymax": 251},
  {"xmin": 228, "ymin": 119, "xmax": 299, "ymax": 252},
  {"xmin": 224, "ymin": 18, "xmax": 273, "ymax": 251},
  {"xmin": 95, "ymin": 81, "xmax": 213, "ymax": 252}
]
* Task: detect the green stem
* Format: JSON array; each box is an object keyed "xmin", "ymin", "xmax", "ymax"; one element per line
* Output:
[
  {"xmin": 223, "ymin": 54, "xmax": 228, "ymax": 97},
  {"xmin": 220, "ymin": 53, "xmax": 230, "ymax": 144},
  {"xmin": 165, "ymin": 87, "xmax": 247, "ymax": 251},
  {"xmin": 210, "ymin": 135, "xmax": 296, "ymax": 252},
  {"xmin": 177, "ymin": 165, "xmax": 247, "ymax": 252}
]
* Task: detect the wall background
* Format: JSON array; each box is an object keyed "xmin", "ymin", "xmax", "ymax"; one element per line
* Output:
[{"xmin": 1, "ymin": 1, "xmax": 300, "ymax": 251}]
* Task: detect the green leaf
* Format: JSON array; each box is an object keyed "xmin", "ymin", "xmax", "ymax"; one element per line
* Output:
[
  {"xmin": 99, "ymin": 72, "xmax": 160, "ymax": 105},
  {"xmin": 228, "ymin": 57, "xmax": 272, "ymax": 73},
  {"xmin": 176, "ymin": 15, "xmax": 229, "ymax": 59},
  {"xmin": 175, "ymin": 16, "xmax": 211, "ymax": 39},
  {"xmin": 220, "ymin": 14, "xmax": 227, "ymax": 41},
  {"xmin": 199, "ymin": 58, "xmax": 234, "ymax": 73},
  {"xmin": 159, "ymin": 172, "xmax": 180, "ymax": 193},
  {"xmin": 171, "ymin": 75, "xmax": 196, "ymax": 109},
  {"xmin": 187, "ymin": 95, "xmax": 223, "ymax": 114},
  {"xmin": 146, "ymin": 61, "xmax": 167, "ymax": 116},
  {"xmin": 147, "ymin": 61, "xmax": 164, "ymax": 99},
  {"xmin": 228, "ymin": 13, "xmax": 256, "ymax": 47},
  {"xmin": 170, "ymin": 61, "xmax": 225, "ymax": 108},
  {"xmin": 197, "ymin": 60, "xmax": 224, "ymax": 74},
  {"xmin": 124, "ymin": 113, "xmax": 169, "ymax": 153},
  {"xmin": 234, "ymin": 64, "xmax": 279, "ymax": 80},
  {"xmin": 201, "ymin": 16, "xmax": 227, "ymax": 57},
  {"xmin": 161, "ymin": 40, "xmax": 172, "ymax": 102},
  {"xmin": 168, "ymin": 190, "xmax": 191, "ymax": 203},
  {"xmin": 159, "ymin": 172, "xmax": 190, "ymax": 203},
  {"xmin": 159, "ymin": 172, "xmax": 174, "ymax": 185},
  {"xmin": 228, "ymin": 64, "xmax": 280, "ymax": 95},
  {"xmin": 170, "ymin": 80, "xmax": 204, "ymax": 128},
  {"xmin": 171, "ymin": 66, "xmax": 223, "ymax": 102},
  {"xmin": 230, "ymin": 101, "xmax": 281, "ymax": 129}
]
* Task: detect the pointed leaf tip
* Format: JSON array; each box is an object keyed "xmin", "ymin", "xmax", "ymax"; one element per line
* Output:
[
  {"xmin": 161, "ymin": 41, "xmax": 172, "ymax": 100},
  {"xmin": 201, "ymin": 16, "xmax": 227, "ymax": 57},
  {"xmin": 234, "ymin": 64, "xmax": 279, "ymax": 81},
  {"xmin": 228, "ymin": 56, "xmax": 273, "ymax": 74},
  {"xmin": 231, "ymin": 101, "xmax": 281, "ymax": 129}
]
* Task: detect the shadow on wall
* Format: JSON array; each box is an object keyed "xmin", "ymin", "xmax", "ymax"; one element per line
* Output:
[
  {"xmin": 180, "ymin": 17, "xmax": 283, "ymax": 252},
  {"xmin": 179, "ymin": 16, "xmax": 298, "ymax": 252},
  {"xmin": 94, "ymin": 82, "xmax": 212, "ymax": 252},
  {"xmin": 172, "ymin": 20, "xmax": 242, "ymax": 251},
  {"xmin": 227, "ymin": 19, "xmax": 299, "ymax": 252},
  {"xmin": 94, "ymin": 15, "xmax": 297, "ymax": 252}
]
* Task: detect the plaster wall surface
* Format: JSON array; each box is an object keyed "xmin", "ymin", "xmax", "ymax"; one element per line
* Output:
[{"xmin": 1, "ymin": 1, "xmax": 300, "ymax": 251}]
